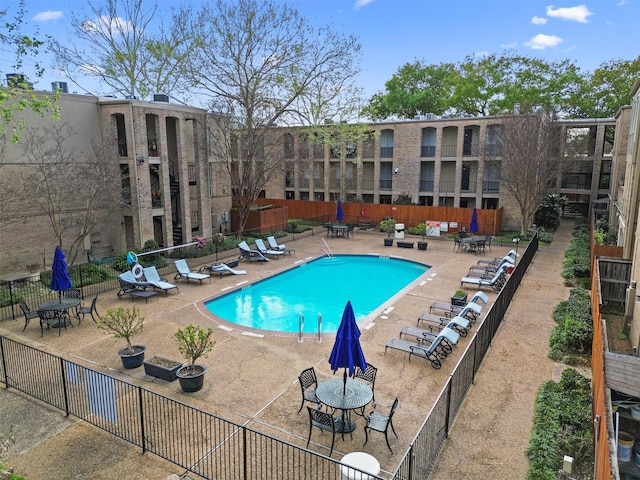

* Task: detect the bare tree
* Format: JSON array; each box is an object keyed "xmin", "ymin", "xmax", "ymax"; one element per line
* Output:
[
  {"xmin": 182, "ymin": 0, "xmax": 362, "ymax": 235},
  {"xmin": 484, "ymin": 113, "xmax": 569, "ymax": 235},
  {"xmin": 14, "ymin": 124, "xmax": 120, "ymax": 265},
  {"xmin": 50, "ymin": 0, "xmax": 193, "ymax": 100}
]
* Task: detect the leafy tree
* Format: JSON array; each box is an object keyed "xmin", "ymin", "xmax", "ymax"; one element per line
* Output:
[
  {"xmin": 0, "ymin": 0, "xmax": 59, "ymax": 144},
  {"xmin": 534, "ymin": 194, "xmax": 567, "ymax": 231},
  {"xmin": 361, "ymin": 61, "xmax": 456, "ymax": 120},
  {"xmin": 9, "ymin": 123, "xmax": 121, "ymax": 265},
  {"xmin": 50, "ymin": 0, "xmax": 193, "ymax": 100},
  {"xmin": 182, "ymin": 0, "xmax": 362, "ymax": 235},
  {"xmin": 567, "ymin": 56, "xmax": 640, "ymax": 118},
  {"xmin": 484, "ymin": 113, "xmax": 570, "ymax": 235}
]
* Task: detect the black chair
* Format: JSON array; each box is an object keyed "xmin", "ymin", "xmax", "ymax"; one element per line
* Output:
[
  {"xmin": 364, "ymin": 397, "xmax": 399, "ymax": 453},
  {"xmin": 19, "ymin": 302, "xmax": 39, "ymax": 331},
  {"xmin": 78, "ymin": 296, "xmax": 100, "ymax": 324},
  {"xmin": 38, "ymin": 309, "xmax": 70, "ymax": 337},
  {"xmin": 484, "ymin": 235, "xmax": 493, "ymax": 252},
  {"xmin": 306, "ymin": 406, "xmax": 337, "ymax": 456},
  {"xmin": 453, "ymin": 237, "xmax": 462, "ymax": 252},
  {"xmin": 64, "ymin": 288, "xmax": 82, "ymax": 318},
  {"xmin": 354, "ymin": 363, "xmax": 377, "ymax": 403},
  {"xmin": 298, "ymin": 367, "xmax": 319, "ymax": 413}
]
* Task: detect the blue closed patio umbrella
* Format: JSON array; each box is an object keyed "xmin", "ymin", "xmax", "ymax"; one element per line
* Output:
[
  {"xmin": 336, "ymin": 200, "xmax": 344, "ymax": 222},
  {"xmin": 470, "ymin": 208, "xmax": 479, "ymax": 234},
  {"xmin": 50, "ymin": 246, "xmax": 73, "ymax": 301},
  {"xmin": 329, "ymin": 301, "xmax": 367, "ymax": 394}
]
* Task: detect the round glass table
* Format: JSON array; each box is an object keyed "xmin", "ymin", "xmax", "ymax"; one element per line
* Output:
[
  {"xmin": 39, "ymin": 298, "xmax": 80, "ymax": 328},
  {"xmin": 316, "ymin": 377, "xmax": 373, "ymax": 434}
]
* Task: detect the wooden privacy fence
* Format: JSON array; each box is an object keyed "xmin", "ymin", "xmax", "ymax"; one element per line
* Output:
[{"xmin": 254, "ymin": 199, "xmax": 503, "ymax": 235}]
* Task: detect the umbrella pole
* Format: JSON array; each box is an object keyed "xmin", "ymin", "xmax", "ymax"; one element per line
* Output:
[{"xmin": 343, "ymin": 369, "xmax": 347, "ymax": 395}]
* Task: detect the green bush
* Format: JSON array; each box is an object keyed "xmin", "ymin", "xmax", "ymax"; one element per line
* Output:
[
  {"xmin": 0, "ymin": 288, "xmax": 24, "ymax": 307},
  {"xmin": 527, "ymin": 369, "xmax": 593, "ymax": 479},
  {"xmin": 550, "ymin": 288, "xmax": 593, "ymax": 358},
  {"xmin": 562, "ymin": 224, "xmax": 591, "ymax": 284}
]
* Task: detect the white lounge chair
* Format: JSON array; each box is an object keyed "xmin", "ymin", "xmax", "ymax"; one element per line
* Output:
[
  {"xmin": 429, "ymin": 291, "xmax": 489, "ymax": 319},
  {"xmin": 266, "ymin": 235, "xmax": 286, "ymax": 251},
  {"xmin": 142, "ymin": 266, "xmax": 179, "ymax": 295},
  {"xmin": 460, "ymin": 265, "xmax": 508, "ymax": 292},
  {"xmin": 255, "ymin": 238, "xmax": 283, "ymax": 259},
  {"xmin": 238, "ymin": 241, "xmax": 269, "ymax": 262},
  {"xmin": 173, "ymin": 259, "xmax": 211, "ymax": 284},
  {"xmin": 209, "ymin": 263, "xmax": 247, "ymax": 275}
]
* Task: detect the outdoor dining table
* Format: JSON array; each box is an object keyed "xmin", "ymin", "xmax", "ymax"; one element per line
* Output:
[
  {"xmin": 460, "ymin": 236, "xmax": 482, "ymax": 252},
  {"xmin": 315, "ymin": 377, "xmax": 373, "ymax": 435},
  {"xmin": 39, "ymin": 298, "xmax": 80, "ymax": 327}
]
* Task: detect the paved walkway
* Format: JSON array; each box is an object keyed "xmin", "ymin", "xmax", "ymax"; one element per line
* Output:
[{"xmin": 0, "ymin": 222, "xmax": 574, "ymax": 479}]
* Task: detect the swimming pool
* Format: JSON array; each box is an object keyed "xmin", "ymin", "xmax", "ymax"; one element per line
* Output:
[{"xmin": 204, "ymin": 255, "xmax": 429, "ymax": 333}]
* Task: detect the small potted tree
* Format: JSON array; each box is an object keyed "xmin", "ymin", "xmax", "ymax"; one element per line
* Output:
[
  {"xmin": 417, "ymin": 222, "xmax": 428, "ymax": 250},
  {"xmin": 97, "ymin": 306, "xmax": 146, "ymax": 369},
  {"xmin": 173, "ymin": 324, "xmax": 216, "ymax": 392},
  {"xmin": 451, "ymin": 289, "xmax": 469, "ymax": 307},
  {"xmin": 380, "ymin": 218, "xmax": 396, "ymax": 246}
]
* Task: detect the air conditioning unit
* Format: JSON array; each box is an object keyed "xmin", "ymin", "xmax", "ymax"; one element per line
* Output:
[
  {"xmin": 153, "ymin": 94, "xmax": 169, "ymax": 102},
  {"xmin": 125, "ymin": 95, "xmax": 138, "ymax": 100},
  {"xmin": 425, "ymin": 113, "xmax": 435, "ymax": 120}
]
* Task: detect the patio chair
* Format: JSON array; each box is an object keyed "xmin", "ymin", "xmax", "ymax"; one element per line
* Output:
[
  {"xmin": 142, "ymin": 266, "xmax": 179, "ymax": 295},
  {"xmin": 174, "ymin": 259, "xmax": 211, "ymax": 284},
  {"xmin": 429, "ymin": 291, "xmax": 489, "ymax": 319},
  {"xmin": 266, "ymin": 235, "xmax": 286, "ymax": 251},
  {"xmin": 306, "ymin": 406, "xmax": 338, "ymax": 456},
  {"xmin": 460, "ymin": 266, "xmax": 508, "ymax": 292},
  {"xmin": 63, "ymin": 288, "xmax": 82, "ymax": 318},
  {"xmin": 363, "ymin": 397, "xmax": 399, "ymax": 453},
  {"xmin": 399, "ymin": 326, "xmax": 460, "ymax": 357},
  {"xmin": 384, "ymin": 336, "xmax": 446, "ymax": 369},
  {"xmin": 237, "ymin": 241, "xmax": 269, "ymax": 262},
  {"xmin": 415, "ymin": 312, "xmax": 471, "ymax": 336},
  {"xmin": 298, "ymin": 367, "xmax": 320, "ymax": 413},
  {"xmin": 484, "ymin": 235, "xmax": 493, "ymax": 252},
  {"xmin": 469, "ymin": 255, "xmax": 514, "ymax": 274},
  {"xmin": 453, "ymin": 237, "xmax": 462, "ymax": 252},
  {"xmin": 476, "ymin": 249, "xmax": 519, "ymax": 266},
  {"xmin": 255, "ymin": 238, "xmax": 284, "ymax": 259},
  {"xmin": 38, "ymin": 309, "xmax": 70, "ymax": 337},
  {"xmin": 78, "ymin": 296, "xmax": 100, "ymax": 323},
  {"xmin": 19, "ymin": 301, "xmax": 40, "ymax": 331},
  {"xmin": 117, "ymin": 271, "xmax": 157, "ymax": 302},
  {"xmin": 200, "ymin": 262, "xmax": 247, "ymax": 276},
  {"xmin": 354, "ymin": 363, "xmax": 378, "ymax": 404}
]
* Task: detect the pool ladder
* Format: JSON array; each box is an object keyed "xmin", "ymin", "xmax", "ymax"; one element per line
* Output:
[
  {"xmin": 298, "ymin": 313, "xmax": 323, "ymax": 343},
  {"xmin": 321, "ymin": 238, "xmax": 333, "ymax": 257}
]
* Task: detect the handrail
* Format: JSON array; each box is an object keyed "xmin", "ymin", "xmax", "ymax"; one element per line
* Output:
[
  {"xmin": 320, "ymin": 238, "xmax": 333, "ymax": 257},
  {"xmin": 317, "ymin": 313, "xmax": 322, "ymax": 343},
  {"xmin": 298, "ymin": 313, "xmax": 304, "ymax": 343}
]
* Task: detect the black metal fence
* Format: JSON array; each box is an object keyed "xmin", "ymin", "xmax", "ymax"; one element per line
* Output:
[{"xmin": 0, "ymin": 234, "xmax": 538, "ymax": 479}]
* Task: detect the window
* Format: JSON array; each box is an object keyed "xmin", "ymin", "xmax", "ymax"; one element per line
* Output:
[
  {"xmin": 113, "ymin": 114, "xmax": 128, "ymax": 157},
  {"xmin": 486, "ymin": 125, "xmax": 503, "ymax": 156},
  {"xmin": 120, "ymin": 164, "xmax": 131, "ymax": 204},
  {"xmin": 421, "ymin": 128, "xmax": 436, "ymax": 157},
  {"xmin": 284, "ymin": 133, "xmax": 294, "ymax": 159},
  {"xmin": 380, "ymin": 130, "xmax": 394, "ymax": 158}
]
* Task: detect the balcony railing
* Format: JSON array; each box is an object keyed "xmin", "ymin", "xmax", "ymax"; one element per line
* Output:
[
  {"xmin": 313, "ymin": 178, "xmax": 324, "ymax": 188},
  {"xmin": 482, "ymin": 181, "xmax": 500, "ymax": 192},
  {"xmin": 420, "ymin": 180, "xmax": 434, "ymax": 191},
  {"xmin": 379, "ymin": 179, "xmax": 392, "ymax": 190},
  {"xmin": 361, "ymin": 179, "xmax": 374, "ymax": 191},
  {"xmin": 439, "ymin": 180, "xmax": 455, "ymax": 193},
  {"xmin": 345, "ymin": 178, "xmax": 357, "ymax": 190},
  {"xmin": 299, "ymin": 178, "xmax": 310, "ymax": 188},
  {"xmin": 380, "ymin": 147, "xmax": 393, "ymax": 158},
  {"xmin": 361, "ymin": 144, "xmax": 375, "ymax": 158},
  {"xmin": 421, "ymin": 145, "xmax": 436, "ymax": 157},
  {"xmin": 329, "ymin": 179, "xmax": 341, "ymax": 189},
  {"xmin": 441, "ymin": 144, "xmax": 457, "ymax": 157},
  {"xmin": 461, "ymin": 184, "xmax": 476, "ymax": 193},
  {"xmin": 463, "ymin": 142, "xmax": 479, "ymax": 156},
  {"xmin": 151, "ymin": 194, "xmax": 163, "ymax": 208}
]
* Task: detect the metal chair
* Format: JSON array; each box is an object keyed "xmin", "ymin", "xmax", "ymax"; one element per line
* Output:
[
  {"xmin": 453, "ymin": 237, "xmax": 462, "ymax": 252},
  {"xmin": 306, "ymin": 406, "xmax": 338, "ymax": 456},
  {"xmin": 38, "ymin": 309, "xmax": 70, "ymax": 337},
  {"xmin": 19, "ymin": 302, "xmax": 39, "ymax": 331},
  {"xmin": 364, "ymin": 397, "xmax": 399, "ymax": 453},
  {"xmin": 298, "ymin": 367, "xmax": 319, "ymax": 413},
  {"xmin": 78, "ymin": 296, "xmax": 100, "ymax": 323},
  {"xmin": 63, "ymin": 288, "xmax": 82, "ymax": 318},
  {"xmin": 354, "ymin": 363, "xmax": 377, "ymax": 402},
  {"xmin": 484, "ymin": 235, "xmax": 493, "ymax": 252}
]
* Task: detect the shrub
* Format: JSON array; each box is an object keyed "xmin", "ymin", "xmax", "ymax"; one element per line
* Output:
[{"xmin": 550, "ymin": 288, "xmax": 593, "ymax": 359}]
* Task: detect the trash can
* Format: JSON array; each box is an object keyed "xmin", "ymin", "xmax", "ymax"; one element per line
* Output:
[
  {"xmin": 340, "ymin": 452, "xmax": 381, "ymax": 480},
  {"xmin": 394, "ymin": 223, "xmax": 405, "ymax": 240}
]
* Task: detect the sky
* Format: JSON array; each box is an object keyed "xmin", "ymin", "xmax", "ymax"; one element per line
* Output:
[{"xmin": 2, "ymin": 0, "xmax": 639, "ymax": 104}]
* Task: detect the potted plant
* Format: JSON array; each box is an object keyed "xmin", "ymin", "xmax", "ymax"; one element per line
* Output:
[
  {"xmin": 97, "ymin": 306, "xmax": 146, "ymax": 369},
  {"xmin": 380, "ymin": 218, "xmax": 396, "ymax": 246},
  {"xmin": 451, "ymin": 289, "xmax": 469, "ymax": 307},
  {"xmin": 143, "ymin": 355, "xmax": 183, "ymax": 382},
  {"xmin": 417, "ymin": 222, "xmax": 428, "ymax": 250},
  {"xmin": 173, "ymin": 324, "xmax": 216, "ymax": 392}
]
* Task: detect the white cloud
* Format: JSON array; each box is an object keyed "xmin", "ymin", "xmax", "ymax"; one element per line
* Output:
[
  {"xmin": 617, "ymin": 0, "xmax": 629, "ymax": 5},
  {"xmin": 81, "ymin": 15, "xmax": 134, "ymax": 35},
  {"xmin": 32, "ymin": 11, "xmax": 63, "ymax": 22},
  {"xmin": 501, "ymin": 42, "xmax": 518, "ymax": 49},
  {"xmin": 524, "ymin": 34, "xmax": 563, "ymax": 50},
  {"xmin": 354, "ymin": 0, "xmax": 374, "ymax": 10},
  {"xmin": 531, "ymin": 16, "xmax": 548, "ymax": 25},
  {"xmin": 546, "ymin": 5, "xmax": 593, "ymax": 23}
]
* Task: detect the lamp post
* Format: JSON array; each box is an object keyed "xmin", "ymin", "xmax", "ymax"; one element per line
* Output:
[{"xmin": 512, "ymin": 237, "xmax": 520, "ymax": 263}]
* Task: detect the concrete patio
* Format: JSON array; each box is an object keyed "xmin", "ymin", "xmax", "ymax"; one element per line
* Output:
[{"xmin": 1, "ymin": 229, "xmax": 518, "ymax": 479}]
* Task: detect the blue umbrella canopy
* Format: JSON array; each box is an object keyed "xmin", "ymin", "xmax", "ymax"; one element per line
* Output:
[
  {"xmin": 336, "ymin": 200, "xmax": 344, "ymax": 222},
  {"xmin": 470, "ymin": 208, "xmax": 479, "ymax": 234},
  {"xmin": 329, "ymin": 301, "xmax": 367, "ymax": 383},
  {"xmin": 50, "ymin": 246, "xmax": 73, "ymax": 294}
]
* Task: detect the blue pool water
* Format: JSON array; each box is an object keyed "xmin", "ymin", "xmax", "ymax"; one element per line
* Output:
[{"xmin": 204, "ymin": 255, "xmax": 429, "ymax": 333}]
